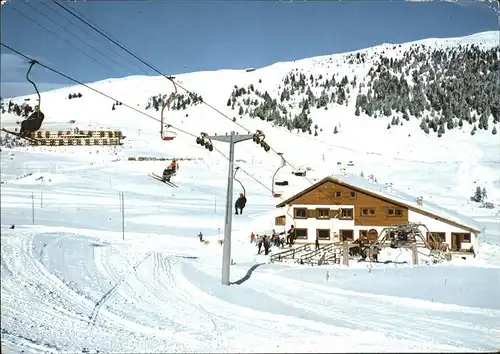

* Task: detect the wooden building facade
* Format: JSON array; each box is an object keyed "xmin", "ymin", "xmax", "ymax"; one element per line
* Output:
[{"xmin": 275, "ymin": 176, "xmax": 480, "ymax": 252}]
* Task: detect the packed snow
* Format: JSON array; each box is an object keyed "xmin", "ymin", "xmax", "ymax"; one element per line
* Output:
[{"xmin": 1, "ymin": 31, "xmax": 500, "ymax": 353}]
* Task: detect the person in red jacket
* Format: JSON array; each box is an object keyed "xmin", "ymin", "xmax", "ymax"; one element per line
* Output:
[{"xmin": 162, "ymin": 159, "xmax": 179, "ymax": 182}]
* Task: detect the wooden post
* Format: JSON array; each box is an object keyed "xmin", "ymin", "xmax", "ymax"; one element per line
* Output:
[
  {"xmin": 342, "ymin": 240, "xmax": 349, "ymax": 266},
  {"xmin": 411, "ymin": 243, "xmax": 418, "ymax": 265},
  {"xmin": 121, "ymin": 192, "xmax": 125, "ymax": 241},
  {"xmin": 31, "ymin": 192, "xmax": 35, "ymax": 225}
]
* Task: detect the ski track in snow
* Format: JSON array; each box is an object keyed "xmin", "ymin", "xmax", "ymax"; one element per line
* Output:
[
  {"xmin": 2, "ymin": 221, "xmax": 499, "ymax": 352},
  {"xmin": 1, "ymin": 151, "xmax": 500, "ymax": 353}
]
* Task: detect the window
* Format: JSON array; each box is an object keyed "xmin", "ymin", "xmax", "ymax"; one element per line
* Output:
[
  {"xmin": 340, "ymin": 229, "xmax": 354, "ymax": 241},
  {"xmin": 294, "ymin": 208, "xmax": 307, "ymax": 219},
  {"xmin": 453, "ymin": 233, "xmax": 471, "ymax": 242},
  {"xmin": 275, "ymin": 215, "xmax": 286, "ymax": 226},
  {"xmin": 295, "ymin": 228, "xmax": 308, "ymax": 239},
  {"xmin": 361, "ymin": 208, "xmax": 375, "ymax": 216},
  {"xmin": 350, "ymin": 191, "xmax": 357, "ymax": 198},
  {"xmin": 388, "ymin": 208, "xmax": 403, "ymax": 217},
  {"xmin": 427, "ymin": 232, "xmax": 445, "ymax": 243},
  {"xmin": 427, "ymin": 232, "xmax": 446, "ymax": 250},
  {"xmin": 317, "ymin": 229, "xmax": 330, "ymax": 240},
  {"xmin": 358, "ymin": 230, "xmax": 377, "ymax": 242},
  {"xmin": 316, "ymin": 208, "xmax": 330, "ymax": 219},
  {"xmin": 340, "ymin": 208, "xmax": 353, "ymax": 220},
  {"xmin": 335, "ymin": 191, "xmax": 342, "ymax": 198}
]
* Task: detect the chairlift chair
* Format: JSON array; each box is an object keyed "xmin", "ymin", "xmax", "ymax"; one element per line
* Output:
[{"xmin": 20, "ymin": 60, "xmax": 45, "ymax": 134}]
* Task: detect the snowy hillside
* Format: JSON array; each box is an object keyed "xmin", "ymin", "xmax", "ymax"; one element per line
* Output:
[{"xmin": 1, "ymin": 31, "xmax": 500, "ymax": 353}]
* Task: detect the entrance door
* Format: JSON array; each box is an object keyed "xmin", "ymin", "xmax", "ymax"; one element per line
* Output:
[{"xmin": 451, "ymin": 233, "xmax": 461, "ymax": 251}]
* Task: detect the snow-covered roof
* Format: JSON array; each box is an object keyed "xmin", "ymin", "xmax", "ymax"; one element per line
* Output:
[{"xmin": 276, "ymin": 173, "xmax": 482, "ymax": 233}]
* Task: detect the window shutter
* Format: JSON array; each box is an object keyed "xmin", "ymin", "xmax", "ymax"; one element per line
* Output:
[{"xmin": 307, "ymin": 209, "xmax": 317, "ymax": 218}]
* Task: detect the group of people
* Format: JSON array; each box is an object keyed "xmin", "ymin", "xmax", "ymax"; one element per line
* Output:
[{"xmin": 250, "ymin": 225, "xmax": 297, "ymax": 255}]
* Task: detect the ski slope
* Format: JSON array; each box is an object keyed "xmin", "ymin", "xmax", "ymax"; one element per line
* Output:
[
  {"xmin": 1, "ymin": 150, "xmax": 499, "ymax": 353},
  {"xmin": 1, "ymin": 31, "xmax": 500, "ymax": 353}
]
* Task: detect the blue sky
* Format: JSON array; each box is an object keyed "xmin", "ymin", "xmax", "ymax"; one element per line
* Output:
[{"xmin": 1, "ymin": 0, "xmax": 498, "ymax": 97}]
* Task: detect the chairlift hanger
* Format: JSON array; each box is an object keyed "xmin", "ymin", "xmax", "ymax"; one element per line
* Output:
[
  {"xmin": 27, "ymin": 60, "xmax": 41, "ymax": 108},
  {"xmin": 160, "ymin": 79, "xmax": 177, "ymax": 141},
  {"xmin": 233, "ymin": 166, "xmax": 246, "ymax": 196},
  {"xmin": 271, "ymin": 152, "xmax": 286, "ymax": 198}
]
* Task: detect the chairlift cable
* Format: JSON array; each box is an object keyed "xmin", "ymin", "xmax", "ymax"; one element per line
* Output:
[
  {"xmin": 8, "ymin": 5, "xmax": 120, "ymax": 74},
  {"xmin": 2, "ymin": 43, "xmax": 386, "ymax": 233},
  {"xmin": 49, "ymin": 0, "xmax": 446, "ymax": 188},
  {"xmin": 18, "ymin": 0, "xmax": 134, "ymax": 77},
  {"xmin": 39, "ymin": 1, "xmax": 149, "ymax": 75},
  {"xmin": 0, "ymin": 42, "xmax": 277, "ymax": 198}
]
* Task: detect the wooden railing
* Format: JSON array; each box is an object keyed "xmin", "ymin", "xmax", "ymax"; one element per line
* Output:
[
  {"xmin": 299, "ymin": 243, "xmax": 336, "ymax": 263},
  {"xmin": 269, "ymin": 243, "xmax": 312, "ymax": 263}
]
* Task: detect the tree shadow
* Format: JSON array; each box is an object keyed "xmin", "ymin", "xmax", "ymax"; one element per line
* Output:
[{"xmin": 230, "ymin": 263, "xmax": 266, "ymax": 285}]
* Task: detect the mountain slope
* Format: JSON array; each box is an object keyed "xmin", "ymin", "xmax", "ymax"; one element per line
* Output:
[
  {"xmin": 1, "ymin": 32, "xmax": 500, "ymax": 352},
  {"xmin": 1, "ymin": 31, "xmax": 499, "ymax": 204}
]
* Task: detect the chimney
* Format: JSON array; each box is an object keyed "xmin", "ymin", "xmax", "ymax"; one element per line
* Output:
[
  {"xmin": 416, "ymin": 196, "xmax": 423, "ymax": 206},
  {"xmin": 385, "ymin": 182, "xmax": 393, "ymax": 193}
]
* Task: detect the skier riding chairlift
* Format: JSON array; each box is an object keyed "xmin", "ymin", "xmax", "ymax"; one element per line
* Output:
[
  {"xmin": 19, "ymin": 104, "xmax": 45, "ymax": 135},
  {"xmin": 162, "ymin": 159, "xmax": 179, "ymax": 182}
]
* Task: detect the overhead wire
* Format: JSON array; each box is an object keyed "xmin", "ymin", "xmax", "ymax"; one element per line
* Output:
[
  {"xmin": 7, "ymin": 5, "xmax": 118, "ymax": 75},
  {"xmin": 19, "ymin": 0, "xmax": 135, "ymax": 77},
  {"xmin": 48, "ymin": 0, "xmax": 385, "ymax": 193},
  {"xmin": 13, "ymin": 1, "xmax": 378, "ymax": 233},
  {"xmin": 0, "ymin": 42, "xmax": 276, "ymax": 198},
  {"xmin": 47, "ymin": 0, "xmax": 466, "ymax": 173},
  {"xmin": 38, "ymin": 1, "xmax": 150, "ymax": 76},
  {"xmin": 47, "ymin": 0, "xmax": 331, "ymax": 182},
  {"xmin": 8, "ymin": 3, "xmax": 402, "ymax": 235},
  {"xmin": 50, "ymin": 1, "xmax": 177, "ymax": 85},
  {"xmin": 10, "ymin": 1, "xmax": 173, "ymax": 107}
]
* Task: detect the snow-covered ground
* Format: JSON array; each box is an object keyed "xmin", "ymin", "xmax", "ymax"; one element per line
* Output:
[
  {"xmin": 1, "ymin": 148, "xmax": 499, "ymax": 353},
  {"xmin": 1, "ymin": 31, "xmax": 500, "ymax": 353}
]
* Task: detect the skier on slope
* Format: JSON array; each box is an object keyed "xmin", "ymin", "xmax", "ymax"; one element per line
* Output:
[
  {"xmin": 235, "ymin": 192, "xmax": 247, "ymax": 215},
  {"xmin": 162, "ymin": 159, "xmax": 179, "ymax": 182}
]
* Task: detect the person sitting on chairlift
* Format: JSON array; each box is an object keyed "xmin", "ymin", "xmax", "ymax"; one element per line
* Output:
[
  {"xmin": 20, "ymin": 105, "xmax": 45, "ymax": 135},
  {"xmin": 235, "ymin": 192, "xmax": 247, "ymax": 215}
]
